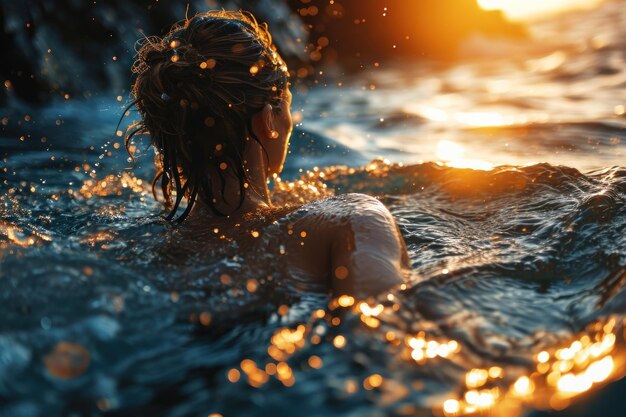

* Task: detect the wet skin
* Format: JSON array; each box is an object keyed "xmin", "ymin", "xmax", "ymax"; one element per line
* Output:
[{"xmin": 280, "ymin": 193, "xmax": 410, "ymax": 297}]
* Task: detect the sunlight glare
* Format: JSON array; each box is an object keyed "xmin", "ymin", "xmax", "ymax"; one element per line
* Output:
[
  {"xmin": 415, "ymin": 106, "xmax": 512, "ymax": 128},
  {"xmin": 437, "ymin": 140, "xmax": 465, "ymax": 162},
  {"xmin": 456, "ymin": 112, "xmax": 507, "ymax": 127},
  {"xmin": 477, "ymin": 0, "xmax": 606, "ymax": 20},
  {"xmin": 436, "ymin": 140, "xmax": 494, "ymax": 171}
]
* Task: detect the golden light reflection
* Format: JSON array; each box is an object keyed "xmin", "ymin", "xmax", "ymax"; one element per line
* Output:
[
  {"xmin": 0, "ymin": 220, "xmax": 52, "ymax": 248},
  {"xmin": 477, "ymin": 0, "xmax": 605, "ymax": 20},
  {"xmin": 436, "ymin": 140, "xmax": 464, "ymax": 161},
  {"xmin": 407, "ymin": 333, "xmax": 461, "ymax": 362},
  {"xmin": 513, "ymin": 375, "xmax": 535, "ymax": 396},
  {"xmin": 79, "ymin": 172, "xmax": 147, "ymax": 199},
  {"xmin": 269, "ymin": 325, "xmax": 307, "ymax": 358},
  {"xmin": 526, "ymin": 51, "xmax": 566, "ymax": 73},
  {"xmin": 466, "ymin": 368, "xmax": 489, "ymax": 388},
  {"xmin": 243, "ymin": 294, "xmax": 464, "ymax": 393},
  {"xmin": 440, "ymin": 317, "xmax": 624, "ymax": 416},
  {"xmin": 243, "ymin": 292, "xmax": 623, "ymax": 417},
  {"xmin": 44, "ymin": 342, "xmax": 91, "ymax": 379},
  {"xmin": 455, "ymin": 112, "xmax": 507, "ymax": 127},
  {"xmin": 270, "ymin": 166, "xmax": 333, "ymax": 207},
  {"xmin": 363, "ymin": 373, "xmax": 384, "ymax": 390},
  {"xmin": 436, "ymin": 140, "xmax": 494, "ymax": 171},
  {"xmin": 418, "ymin": 106, "xmax": 514, "ymax": 128}
]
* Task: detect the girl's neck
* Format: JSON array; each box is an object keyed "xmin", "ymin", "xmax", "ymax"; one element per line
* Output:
[{"xmin": 190, "ymin": 140, "xmax": 272, "ymax": 220}]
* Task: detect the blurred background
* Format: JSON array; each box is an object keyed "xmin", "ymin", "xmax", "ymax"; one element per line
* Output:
[
  {"xmin": 1, "ymin": 0, "xmax": 624, "ymax": 175},
  {"xmin": 0, "ymin": 0, "xmax": 604, "ymax": 101}
]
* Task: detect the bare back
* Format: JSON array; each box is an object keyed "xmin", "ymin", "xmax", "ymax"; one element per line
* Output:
[{"xmin": 170, "ymin": 193, "xmax": 409, "ymax": 298}]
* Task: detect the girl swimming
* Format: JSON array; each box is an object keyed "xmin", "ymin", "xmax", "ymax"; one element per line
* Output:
[{"xmin": 127, "ymin": 11, "xmax": 409, "ymax": 298}]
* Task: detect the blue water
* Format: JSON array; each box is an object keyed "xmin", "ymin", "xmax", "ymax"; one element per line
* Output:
[{"xmin": 1, "ymin": 2, "xmax": 626, "ymax": 416}]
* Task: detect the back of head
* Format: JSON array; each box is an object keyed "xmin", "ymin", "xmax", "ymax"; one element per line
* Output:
[{"xmin": 128, "ymin": 11, "xmax": 289, "ymax": 221}]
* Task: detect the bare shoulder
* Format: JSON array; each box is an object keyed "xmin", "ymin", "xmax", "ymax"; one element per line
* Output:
[
  {"xmin": 281, "ymin": 193, "xmax": 392, "ymax": 239},
  {"xmin": 291, "ymin": 192, "xmax": 390, "ymax": 221},
  {"xmin": 281, "ymin": 193, "xmax": 409, "ymax": 296}
]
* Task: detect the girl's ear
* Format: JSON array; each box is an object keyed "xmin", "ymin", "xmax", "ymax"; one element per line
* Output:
[
  {"xmin": 251, "ymin": 103, "xmax": 278, "ymax": 142},
  {"xmin": 261, "ymin": 103, "xmax": 274, "ymax": 139}
]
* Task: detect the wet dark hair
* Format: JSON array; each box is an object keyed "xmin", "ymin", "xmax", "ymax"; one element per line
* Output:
[{"xmin": 125, "ymin": 11, "xmax": 289, "ymax": 222}]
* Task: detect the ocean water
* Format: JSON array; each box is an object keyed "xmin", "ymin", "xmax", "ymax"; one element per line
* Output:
[{"xmin": 1, "ymin": 1, "xmax": 626, "ymax": 416}]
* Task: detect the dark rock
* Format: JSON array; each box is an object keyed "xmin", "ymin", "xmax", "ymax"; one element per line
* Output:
[{"xmin": 0, "ymin": 0, "xmax": 305, "ymax": 104}]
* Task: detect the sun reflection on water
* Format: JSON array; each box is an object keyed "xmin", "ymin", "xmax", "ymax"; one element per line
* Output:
[
  {"xmin": 455, "ymin": 112, "xmax": 508, "ymax": 127},
  {"xmin": 477, "ymin": 0, "xmax": 606, "ymax": 20},
  {"xmin": 227, "ymin": 291, "xmax": 625, "ymax": 417},
  {"xmin": 416, "ymin": 105, "xmax": 516, "ymax": 128},
  {"xmin": 436, "ymin": 140, "xmax": 494, "ymax": 171},
  {"xmin": 0, "ymin": 221, "xmax": 52, "ymax": 248},
  {"xmin": 440, "ymin": 317, "xmax": 624, "ymax": 416}
]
